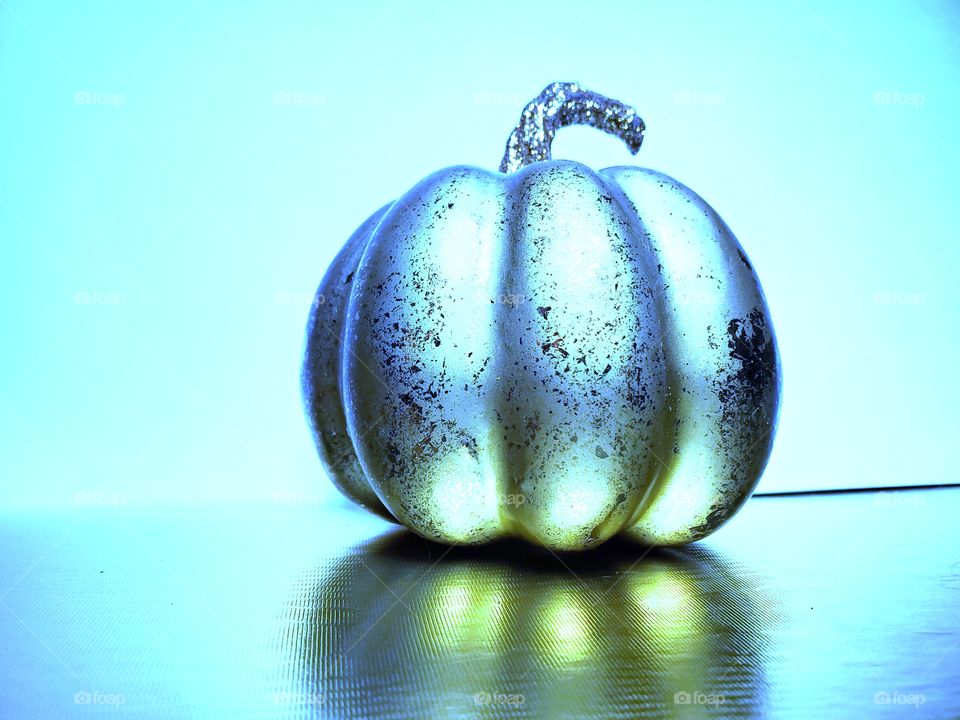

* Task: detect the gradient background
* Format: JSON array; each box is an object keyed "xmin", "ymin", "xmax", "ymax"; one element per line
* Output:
[{"xmin": 1, "ymin": 0, "xmax": 958, "ymax": 509}]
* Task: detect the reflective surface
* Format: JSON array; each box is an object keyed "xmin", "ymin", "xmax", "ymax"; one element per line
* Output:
[
  {"xmin": 302, "ymin": 534, "xmax": 768, "ymax": 718},
  {"xmin": 0, "ymin": 490, "xmax": 958, "ymax": 718}
]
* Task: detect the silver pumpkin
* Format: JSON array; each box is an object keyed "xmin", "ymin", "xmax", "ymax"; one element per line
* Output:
[{"xmin": 303, "ymin": 82, "xmax": 781, "ymax": 550}]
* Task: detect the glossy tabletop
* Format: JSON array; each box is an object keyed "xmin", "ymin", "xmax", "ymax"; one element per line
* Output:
[{"xmin": 0, "ymin": 488, "xmax": 957, "ymax": 718}]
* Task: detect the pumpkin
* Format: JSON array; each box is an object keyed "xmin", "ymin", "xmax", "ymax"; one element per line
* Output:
[
  {"xmin": 291, "ymin": 532, "xmax": 767, "ymax": 718},
  {"xmin": 302, "ymin": 82, "xmax": 781, "ymax": 550}
]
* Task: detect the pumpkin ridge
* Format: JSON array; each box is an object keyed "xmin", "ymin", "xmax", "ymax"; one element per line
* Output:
[
  {"xmin": 304, "ymin": 203, "xmax": 394, "ymax": 519},
  {"xmin": 596, "ymin": 170, "xmax": 680, "ymax": 536}
]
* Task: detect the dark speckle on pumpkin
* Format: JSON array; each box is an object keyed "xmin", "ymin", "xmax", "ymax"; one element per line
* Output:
[{"xmin": 716, "ymin": 308, "xmax": 777, "ymax": 429}]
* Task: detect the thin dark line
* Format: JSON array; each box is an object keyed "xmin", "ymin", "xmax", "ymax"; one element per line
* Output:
[{"xmin": 752, "ymin": 482, "xmax": 960, "ymax": 498}]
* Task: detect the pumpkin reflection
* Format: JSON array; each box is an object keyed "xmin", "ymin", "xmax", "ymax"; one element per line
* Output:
[{"xmin": 293, "ymin": 531, "xmax": 768, "ymax": 718}]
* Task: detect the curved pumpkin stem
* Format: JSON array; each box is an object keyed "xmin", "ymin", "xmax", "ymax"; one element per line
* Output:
[{"xmin": 499, "ymin": 81, "xmax": 646, "ymax": 173}]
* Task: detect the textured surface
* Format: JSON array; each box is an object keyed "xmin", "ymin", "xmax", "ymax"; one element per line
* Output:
[
  {"xmin": 0, "ymin": 490, "xmax": 958, "ymax": 718},
  {"xmin": 302, "ymin": 162, "xmax": 780, "ymax": 549},
  {"xmin": 498, "ymin": 82, "xmax": 645, "ymax": 173}
]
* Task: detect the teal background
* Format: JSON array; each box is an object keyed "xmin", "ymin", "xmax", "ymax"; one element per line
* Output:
[{"xmin": 1, "ymin": 0, "xmax": 958, "ymax": 507}]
